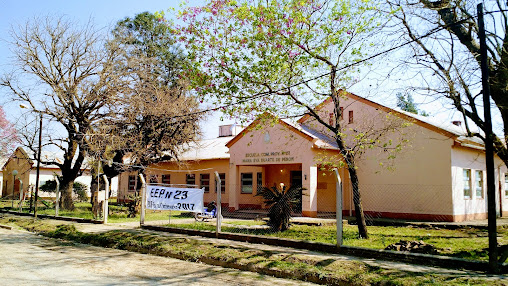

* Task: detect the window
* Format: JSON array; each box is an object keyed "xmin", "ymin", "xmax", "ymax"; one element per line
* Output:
[
  {"xmin": 348, "ymin": 110, "xmax": 354, "ymax": 124},
  {"xmin": 241, "ymin": 173, "xmax": 253, "ymax": 193},
  {"xmin": 162, "ymin": 174, "xmax": 171, "ymax": 185},
  {"xmin": 328, "ymin": 112, "xmax": 334, "ymax": 126},
  {"xmin": 149, "ymin": 175, "xmax": 158, "ymax": 184},
  {"xmin": 216, "ymin": 173, "xmax": 226, "ymax": 193},
  {"xmin": 256, "ymin": 172, "xmax": 263, "ymax": 194},
  {"xmin": 463, "ymin": 169, "xmax": 471, "ymax": 198},
  {"xmin": 200, "ymin": 174, "xmax": 210, "ymax": 193},
  {"xmin": 475, "ymin": 170, "xmax": 484, "ymax": 198},
  {"xmin": 186, "ymin": 174, "xmax": 196, "ymax": 186},
  {"xmin": 339, "ymin": 107, "xmax": 344, "ymax": 120},
  {"xmin": 505, "ymin": 173, "xmax": 508, "ymax": 197},
  {"xmin": 128, "ymin": 175, "xmax": 136, "ymax": 191}
]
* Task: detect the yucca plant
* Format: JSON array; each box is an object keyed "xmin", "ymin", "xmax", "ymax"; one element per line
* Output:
[{"xmin": 256, "ymin": 185, "xmax": 304, "ymax": 232}]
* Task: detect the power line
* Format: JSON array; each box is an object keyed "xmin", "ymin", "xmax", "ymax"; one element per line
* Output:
[
  {"xmin": 158, "ymin": 10, "xmax": 481, "ymax": 121},
  {"xmin": 17, "ymin": 9, "xmax": 494, "ymax": 173}
]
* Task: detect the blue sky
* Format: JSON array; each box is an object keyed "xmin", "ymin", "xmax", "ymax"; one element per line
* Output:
[
  {"xmin": 0, "ymin": 0, "xmax": 176, "ymax": 67},
  {"xmin": 0, "ymin": 1, "xmax": 501, "ymax": 140},
  {"xmin": 0, "ymin": 0, "xmax": 229, "ymax": 139}
]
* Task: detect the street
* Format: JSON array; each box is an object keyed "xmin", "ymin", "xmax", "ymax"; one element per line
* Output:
[{"xmin": 0, "ymin": 227, "xmax": 315, "ymax": 285}]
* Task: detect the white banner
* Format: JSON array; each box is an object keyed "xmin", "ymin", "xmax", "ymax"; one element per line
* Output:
[{"xmin": 146, "ymin": 185, "xmax": 204, "ymax": 213}]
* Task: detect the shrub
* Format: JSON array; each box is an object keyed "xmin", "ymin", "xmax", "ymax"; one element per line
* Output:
[
  {"xmin": 39, "ymin": 179, "xmax": 89, "ymax": 202},
  {"xmin": 73, "ymin": 182, "xmax": 88, "ymax": 202},
  {"xmin": 257, "ymin": 185, "xmax": 303, "ymax": 232}
]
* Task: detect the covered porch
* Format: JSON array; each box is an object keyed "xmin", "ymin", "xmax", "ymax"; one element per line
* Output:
[
  {"xmin": 226, "ymin": 156, "xmax": 353, "ymax": 217},
  {"xmin": 223, "ymin": 114, "xmax": 355, "ymax": 217}
]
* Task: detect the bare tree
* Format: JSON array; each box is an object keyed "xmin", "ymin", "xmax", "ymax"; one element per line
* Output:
[
  {"xmin": 87, "ymin": 12, "xmax": 202, "ymax": 197},
  {"xmin": 1, "ymin": 17, "xmax": 123, "ymax": 210},
  {"xmin": 388, "ymin": 0, "xmax": 508, "ymax": 166}
]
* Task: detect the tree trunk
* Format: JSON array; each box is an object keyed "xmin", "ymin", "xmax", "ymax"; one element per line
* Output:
[
  {"xmin": 90, "ymin": 173, "xmax": 98, "ymax": 212},
  {"xmin": 347, "ymin": 161, "xmax": 368, "ymax": 239},
  {"xmin": 60, "ymin": 179, "xmax": 74, "ymax": 210}
]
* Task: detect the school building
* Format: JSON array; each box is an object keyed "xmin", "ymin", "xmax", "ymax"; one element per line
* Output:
[{"xmin": 117, "ymin": 92, "xmax": 508, "ymax": 222}]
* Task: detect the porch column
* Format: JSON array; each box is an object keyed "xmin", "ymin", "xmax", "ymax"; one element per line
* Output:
[
  {"xmin": 228, "ymin": 164, "xmax": 239, "ymax": 211},
  {"xmin": 302, "ymin": 163, "xmax": 318, "ymax": 217}
]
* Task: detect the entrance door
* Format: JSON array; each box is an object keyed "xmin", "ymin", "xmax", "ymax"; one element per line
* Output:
[
  {"xmin": 14, "ymin": 179, "xmax": 20, "ymax": 197},
  {"xmin": 290, "ymin": 171, "xmax": 302, "ymax": 213}
]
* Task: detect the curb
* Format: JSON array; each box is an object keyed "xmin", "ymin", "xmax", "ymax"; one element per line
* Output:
[
  {"xmin": 141, "ymin": 224, "xmax": 508, "ymax": 273},
  {"xmin": 0, "ymin": 209, "xmax": 104, "ymax": 224},
  {"xmin": 0, "ymin": 224, "xmax": 12, "ymax": 230},
  {"xmin": 141, "ymin": 248, "xmax": 345, "ymax": 285}
]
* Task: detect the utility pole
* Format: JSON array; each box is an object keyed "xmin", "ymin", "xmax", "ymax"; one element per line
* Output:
[
  {"xmin": 34, "ymin": 113, "xmax": 43, "ymax": 219},
  {"xmin": 477, "ymin": 3, "xmax": 498, "ymax": 273}
]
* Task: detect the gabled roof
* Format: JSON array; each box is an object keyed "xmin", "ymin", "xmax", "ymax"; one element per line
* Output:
[
  {"xmin": 1, "ymin": 146, "xmax": 86, "ymax": 171},
  {"xmin": 226, "ymin": 112, "xmax": 338, "ymax": 150},
  {"xmin": 297, "ymin": 91, "xmax": 481, "ymax": 146},
  {"xmin": 0, "ymin": 157, "xmax": 8, "ymax": 171},
  {"xmin": 177, "ymin": 136, "xmax": 233, "ymax": 161},
  {"xmin": 1, "ymin": 147, "xmax": 33, "ymax": 171}
]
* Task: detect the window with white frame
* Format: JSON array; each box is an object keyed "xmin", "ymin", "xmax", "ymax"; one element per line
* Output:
[
  {"xmin": 128, "ymin": 175, "xmax": 136, "ymax": 192},
  {"xmin": 475, "ymin": 170, "xmax": 484, "ymax": 198},
  {"xmin": 504, "ymin": 173, "xmax": 508, "ymax": 197},
  {"xmin": 186, "ymin": 174, "xmax": 195, "ymax": 186},
  {"xmin": 200, "ymin": 174, "xmax": 210, "ymax": 193},
  {"xmin": 256, "ymin": 172, "xmax": 263, "ymax": 194},
  {"xmin": 241, "ymin": 173, "xmax": 253, "ymax": 193},
  {"xmin": 216, "ymin": 173, "xmax": 226, "ymax": 193},
  {"xmin": 162, "ymin": 174, "xmax": 170, "ymax": 185},
  {"xmin": 149, "ymin": 174, "xmax": 158, "ymax": 184},
  {"xmin": 463, "ymin": 169, "xmax": 471, "ymax": 198}
]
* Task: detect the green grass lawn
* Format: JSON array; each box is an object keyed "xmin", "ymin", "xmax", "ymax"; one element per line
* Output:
[
  {"xmin": 0, "ymin": 200, "xmax": 190, "ymax": 223},
  {"xmin": 2, "ymin": 216, "xmax": 503, "ymax": 285},
  {"xmin": 167, "ymin": 222, "xmax": 507, "ymax": 261},
  {"xmin": 2, "ymin": 199, "xmax": 506, "ymax": 262}
]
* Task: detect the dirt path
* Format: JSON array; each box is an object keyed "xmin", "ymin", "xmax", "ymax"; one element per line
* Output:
[{"xmin": 0, "ymin": 227, "xmax": 316, "ymax": 285}]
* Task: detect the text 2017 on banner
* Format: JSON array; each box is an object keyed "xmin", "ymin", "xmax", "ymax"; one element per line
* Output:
[{"xmin": 146, "ymin": 186, "xmax": 204, "ymax": 212}]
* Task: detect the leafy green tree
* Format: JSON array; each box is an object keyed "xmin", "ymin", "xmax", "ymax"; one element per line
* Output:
[
  {"xmin": 396, "ymin": 93, "xmax": 418, "ymax": 114},
  {"xmin": 87, "ymin": 12, "xmax": 202, "ymax": 205},
  {"xmin": 112, "ymin": 11, "xmax": 184, "ymax": 87},
  {"xmin": 40, "ymin": 179, "xmax": 88, "ymax": 202},
  {"xmin": 396, "ymin": 93, "xmax": 428, "ymax": 116},
  {"xmin": 177, "ymin": 0, "xmax": 406, "ymax": 238}
]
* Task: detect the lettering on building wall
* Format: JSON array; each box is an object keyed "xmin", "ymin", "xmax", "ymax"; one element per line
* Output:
[{"xmin": 242, "ymin": 151, "xmax": 295, "ymax": 163}]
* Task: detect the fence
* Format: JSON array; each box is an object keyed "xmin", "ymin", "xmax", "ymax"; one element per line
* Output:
[
  {"xmin": 1, "ymin": 171, "xmax": 504, "ymax": 268},
  {"xmin": 138, "ymin": 172, "xmax": 507, "ymax": 268},
  {"xmin": 0, "ymin": 176, "xmax": 111, "ymax": 222}
]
